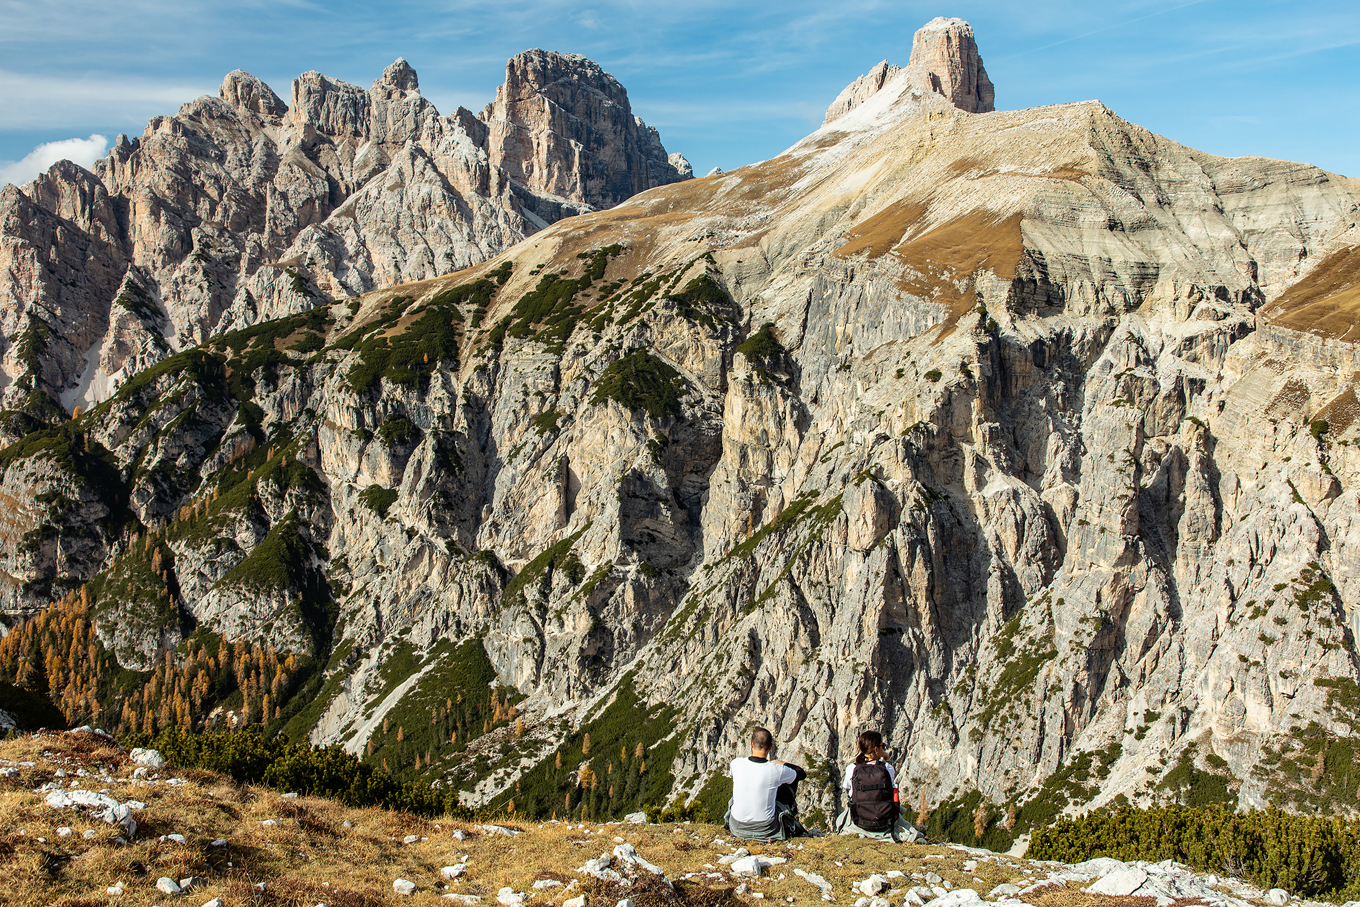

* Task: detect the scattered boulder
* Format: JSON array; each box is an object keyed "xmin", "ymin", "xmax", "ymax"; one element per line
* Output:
[
  {"xmin": 130, "ymin": 748, "xmax": 165, "ymax": 770},
  {"xmin": 858, "ymin": 875, "xmax": 890, "ymax": 896},
  {"xmin": 579, "ymin": 853, "xmax": 622, "ymax": 882},
  {"xmin": 1088, "ymin": 866, "xmax": 1148, "ymax": 897},
  {"xmin": 155, "ymin": 877, "xmax": 183, "ymax": 896},
  {"xmin": 497, "ymin": 887, "xmax": 525, "ymax": 906},
  {"xmin": 1267, "ymin": 891, "xmax": 1290, "ymax": 906},
  {"xmin": 730, "ymin": 854, "xmax": 785, "ymax": 877},
  {"xmin": 476, "ymin": 824, "xmax": 520, "ymax": 837},
  {"xmin": 394, "ymin": 879, "xmax": 417, "ymax": 895},
  {"xmin": 928, "ymin": 890, "xmax": 983, "ymax": 907},
  {"xmin": 441, "ymin": 864, "xmax": 467, "ymax": 880},
  {"xmin": 794, "ymin": 868, "xmax": 834, "ymax": 900},
  {"xmin": 612, "ymin": 843, "xmax": 664, "ymax": 874},
  {"xmin": 44, "ymin": 789, "xmax": 137, "ymax": 837}
]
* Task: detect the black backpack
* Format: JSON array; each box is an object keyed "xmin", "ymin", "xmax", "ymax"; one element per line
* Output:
[{"xmin": 850, "ymin": 762, "xmax": 897, "ymax": 832}]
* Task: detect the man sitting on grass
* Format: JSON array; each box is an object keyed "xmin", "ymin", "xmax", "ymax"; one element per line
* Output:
[{"xmin": 724, "ymin": 727, "xmax": 807, "ymax": 841}]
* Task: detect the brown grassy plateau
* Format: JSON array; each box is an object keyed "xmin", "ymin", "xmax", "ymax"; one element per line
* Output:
[{"xmin": 1, "ymin": 732, "xmax": 1227, "ymax": 907}]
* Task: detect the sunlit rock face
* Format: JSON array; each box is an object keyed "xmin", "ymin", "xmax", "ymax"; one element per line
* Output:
[
  {"xmin": 5, "ymin": 17, "xmax": 1360, "ymax": 829},
  {"xmin": 0, "ymin": 52, "xmax": 689, "ymax": 428}
]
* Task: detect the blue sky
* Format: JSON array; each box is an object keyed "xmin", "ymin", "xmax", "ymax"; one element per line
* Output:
[{"xmin": 1, "ymin": 0, "xmax": 1358, "ymax": 186}]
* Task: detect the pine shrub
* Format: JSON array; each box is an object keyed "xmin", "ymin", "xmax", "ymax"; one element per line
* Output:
[{"xmin": 1029, "ymin": 805, "xmax": 1360, "ymax": 901}]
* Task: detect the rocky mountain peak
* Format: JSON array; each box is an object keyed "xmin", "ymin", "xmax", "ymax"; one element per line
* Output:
[
  {"xmin": 495, "ymin": 49, "xmax": 622, "ymax": 108},
  {"xmin": 218, "ymin": 69, "xmax": 287, "ymax": 118},
  {"xmin": 378, "ymin": 57, "xmax": 419, "ymax": 93},
  {"xmin": 823, "ymin": 17, "xmax": 995, "ymax": 125},
  {"xmin": 480, "ymin": 48, "xmax": 690, "ymax": 211},
  {"xmin": 907, "ymin": 16, "xmax": 994, "ymax": 113},
  {"xmin": 823, "ymin": 60, "xmax": 904, "ymax": 125},
  {"xmin": 0, "ymin": 48, "xmax": 691, "ymax": 422}
]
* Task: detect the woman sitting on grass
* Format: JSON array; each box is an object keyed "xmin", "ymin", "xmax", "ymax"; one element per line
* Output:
[{"xmin": 833, "ymin": 730, "xmax": 922, "ymax": 842}]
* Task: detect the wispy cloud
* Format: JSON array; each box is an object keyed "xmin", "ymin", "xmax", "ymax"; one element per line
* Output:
[
  {"xmin": 0, "ymin": 134, "xmax": 109, "ymax": 187},
  {"xmin": 0, "ymin": 70, "xmax": 212, "ymax": 131}
]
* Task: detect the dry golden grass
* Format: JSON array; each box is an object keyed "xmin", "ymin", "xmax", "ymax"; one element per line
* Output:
[
  {"xmin": 833, "ymin": 202, "xmax": 930, "ymax": 260},
  {"xmin": 1316, "ymin": 385, "xmax": 1360, "ymax": 434},
  {"xmin": 1266, "ymin": 244, "xmax": 1360, "ymax": 342},
  {"xmin": 0, "ymin": 733, "xmax": 1206, "ymax": 907},
  {"xmin": 832, "ymin": 208, "xmax": 1025, "ymax": 344}
]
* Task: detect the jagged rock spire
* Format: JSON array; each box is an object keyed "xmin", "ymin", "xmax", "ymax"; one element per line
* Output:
[
  {"xmin": 824, "ymin": 17, "xmax": 995, "ymax": 124},
  {"xmin": 907, "ymin": 16, "xmax": 994, "ymax": 113}
]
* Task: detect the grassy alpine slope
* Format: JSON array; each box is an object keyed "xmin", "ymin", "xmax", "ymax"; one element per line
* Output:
[{"xmin": 9, "ymin": 730, "xmax": 1360, "ymax": 907}]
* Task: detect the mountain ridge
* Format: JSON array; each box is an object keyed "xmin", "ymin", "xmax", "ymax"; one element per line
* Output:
[
  {"xmin": 0, "ymin": 17, "xmax": 1359, "ymax": 840},
  {"xmin": 0, "ymin": 49, "xmax": 690, "ymax": 437}
]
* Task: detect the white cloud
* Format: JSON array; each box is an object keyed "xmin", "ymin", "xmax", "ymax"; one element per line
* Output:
[
  {"xmin": 0, "ymin": 135, "xmax": 110, "ymax": 188},
  {"xmin": 0, "ymin": 69, "xmax": 212, "ymax": 131}
]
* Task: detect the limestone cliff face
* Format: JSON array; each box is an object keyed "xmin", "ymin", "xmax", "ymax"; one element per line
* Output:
[
  {"xmin": 0, "ymin": 52, "xmax": 689, "ymax": 437},
  {"xmin": 4, "ymin": 18, "xmax": 1360, "ymax": 830}
]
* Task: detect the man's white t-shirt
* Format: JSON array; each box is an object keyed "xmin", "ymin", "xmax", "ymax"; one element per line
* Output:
[
  {"xmin": 842, "ymin": 760, "xmax": 897, "ymax": 793},
  {"xmin": 730, "ymin": 757, "xmax": 797, "ymax": 824}
]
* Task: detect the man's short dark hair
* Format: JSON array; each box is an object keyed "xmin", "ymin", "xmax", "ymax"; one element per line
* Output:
[{"xmin": 751, "ymin": 727, "xmax": 774, "ymax": 753}]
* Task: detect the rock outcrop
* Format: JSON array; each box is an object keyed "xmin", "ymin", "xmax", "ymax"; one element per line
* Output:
[
  {"xmin": 483, "ymin": 50, "xmax": 692, "ymax": 212},
  {"xmin": 824, "ymin": 61, "xmax": 903, "ymax": 125},
  {"xmin": 3, "ymin": 18, "xmax": 1360, "ymax": 835},
  {"xmin": 824, "ymin": 17, "xmax": 994, "ymax": 124},
  {"xmin": 0, "ymin": 52, "xmax": 689, "ymax": 435},
  {"xmin": 907, "ymin": 16, "xmax": 994, "ymax": 113}
]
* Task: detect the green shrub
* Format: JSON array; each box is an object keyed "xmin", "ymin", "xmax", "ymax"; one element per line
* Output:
[
  {"xmin": 668, "ymin": 274, "xmax": 734, "ymax": 331},
  {"xmin": 290, "ymin": 332, "xmax": 324, "ymax": 353},
  {"xmin": 359, "ymin": 485, "xmax": 399, "ymax": 518},
  {"xmin": 502, "ymin": 529, "xmax": 587, "ymax": 607},
  {"xmin": 345, "ymin": 294, "xmax": 461, "ymax": 395},
  {"xmin": 590, "ymin": 350, "xmax": 689, "ymax": 420},
  {"xmin": 736, "ymin": 323, "xmax": 785, "ymax": 361},
  {"xmin": 1029, "ymin": 806, "xmax": 1360, "ymax": 902},
  {"xmin": 377, "ymin": 415, "xmax": 419, "ymax": 446},
  {"xmin": 925, "ymin": 370, "xmax": 942, "ymax": 382},
  {"xmin": 361, "ymin": 638, "xmax": 520, "ymax": 783},
  {"xmin": 487, "ymin": 675, "xmax": 680, "ymax": 820},
  {"xmin": 137, "ymin": 725, "xmax": 471, "ymax": 817},
  {"xmin": 531, "ymin": 410, "xmax": 563, "ymax": 435}
]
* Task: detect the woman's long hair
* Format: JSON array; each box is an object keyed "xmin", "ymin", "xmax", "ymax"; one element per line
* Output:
[{"xmin": 855, "ymin": 730, "xmax": 884, "ymax": 765}]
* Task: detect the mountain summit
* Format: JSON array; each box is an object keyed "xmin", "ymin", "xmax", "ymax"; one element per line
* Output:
[{"xmin": 825, "ymin": 16, "xmax": 994, "ymax": 124}]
